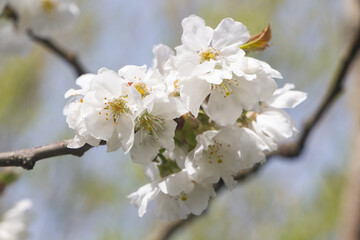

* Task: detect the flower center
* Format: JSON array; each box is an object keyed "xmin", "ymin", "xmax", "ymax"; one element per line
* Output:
[
  {"xmin": 102, "ymin": 97, "xmax": 129, "ymax": 123},
  {"xmin": 41, "ymin": 0, "xmax": 56, "ymax": 13},
  {"xmin": 211, "ymin": 79, "xmax": 239, "ymax": 98},
  {"xmin": 206, "ymin": 140, "xmax": 231, "ymax": 164},
  {"xmin": 180, "ymin": 192, "xmax": 187, "ymax": 201},
  {"xmin": 199, "ymin": 47, "xmax": 219, "ymax": 64},
  {"xmin": 169, "ymin": 80, "xmax": 180, "ymax": 97},
  {"xmin": 133, "ymin": 82, "xmax": 150, "ymax": 98},
  {"xmin": 135, "ymin": 111, "xmax": 164, "ymax": 138}
]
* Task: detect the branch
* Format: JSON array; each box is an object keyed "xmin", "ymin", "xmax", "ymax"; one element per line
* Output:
[
  {"xmin": 0, "ymin": 140, "xmax": 101, "ymax": 170},
  {"xmin": 152, "ymin": 20, "xmax": 360, "ymax": 240},
  {"xmin": 148, "ymin": 215, "xmax": 197, "ymax": 240},
  {"xmin": 3, "ymin": 5, "xmax": 87, "ymax": 77},
  {"xmin": 27, "ymin": 30, "xmax": 87, "ymax": 76}
]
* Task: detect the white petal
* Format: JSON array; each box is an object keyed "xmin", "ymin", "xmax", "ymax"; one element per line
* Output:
[
  {"xmin": 174, "ymin": 45, "xmax": 201, "ymax": 78},
  {"xmin": 116, "ymin": 115, "xmax": 135, "ymax": 153},
  {"xmin": 118, "ymin": 65, "xmax": 147, "ymax": 81},
  {"xmin": 181, "ymin": 15, "xmax": 213, "ymax": 51},
  {"xmin": 199, "ymin": 66, "xmax": 232, "ymax": 85},
  {"xmin": 212, "ymin": 18, "xmax": 250, "ymax": 50},
  {"xmin": 251, "ymin": 120, "xmax": 278, "ymax": 151},
  {"xmin": 185, "ymin": 184, "xmax": 213, "ymax": 215},
  {"xmin": 128, "ymin": 182, "xmax": 160, "ymax": 217},
  {"xmin": 150, "ymin": 97, "xmax": 187, "ymax": 119},
  {"xmin": 143, "ymin": 162, "xmax": 160, "ymax": 181},
  {"xmin": 90, "ymin": 69, "xmax": 124, "ymax": 101},
  {"xmin": 130, "ymin": 132, "xmax": 161, "ymax": 165},
  {"xmin": 193, "ymin": 130, "xmax": 218, "ymax": 160},
  {"xmin": 155, "ymin": 193, "xmax": 189, "ymax": 221},
  {"xmin": 84, "ymin": 111, "xmax": 114, "ymax": 140},
  {"xmin": 152, "ymin": 44, "xmax": 174, "ymax": 74},
  {"xmin": 106, "ymin": 130, "xmax": 123, "ymax": 152},
  {"xmin": 64, "ymin": 88, "xmax": 79, "ymax": 98},
  {"xmin": 253, "ymin": 76, "xmax": 278, "ymax": 102},
  {"xmin": 266, "ymin": 83, "xmax": 307, "ymax": 108},
  {"xmin": 76, "ymin": 73, "xmax": 96, "ymax": 89},
  {"xmin": 158, "ymin": 170, "xmax": 192, "ymax": 196},
  {"xmin": 192, "ymin": 60, "xmax": 216, "ymax": 76},
  {"xmin": 204, "ymin": 89, "xmax": 245, "ymax": 126},
  {"xmin": 156, "ymin": 120, "xmax": 177, "ymax": 151},
  {"xmin": 256, "ymin": 108, "xmax": 298, "ymax": 142},
  {"xmin": 242, "ymin": 57, "xmax": 282, "ymax": 79},
  {"xmin": 180, "ymin": 78, "xmax": 211, "ymax": 117},
  {"xmin": 0, "ymin": 198, "xmax": 33, "ymax": 240},
  {"xmin": 237, "ymin": 128, "xmax": 268, "ymax": 168}
]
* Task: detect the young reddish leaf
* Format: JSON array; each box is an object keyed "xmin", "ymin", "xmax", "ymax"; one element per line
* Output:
[{"xmin": 240, "ymin": 24, "xmax": 272, "ymax": 52}]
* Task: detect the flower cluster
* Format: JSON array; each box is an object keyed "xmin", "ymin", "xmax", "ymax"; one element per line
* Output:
[
  {"xmin": 0, "ymin": 199, "xmax": 33, "ymax": 240},
  {"xmin": 64, "ymin": 15, "xmax": 307, "ymax": 221},
  {"xmin": 0, "ymin": 0, "xmax": 79, "ymax": 55}
]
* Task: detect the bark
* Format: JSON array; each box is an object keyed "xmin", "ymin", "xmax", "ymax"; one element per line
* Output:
[{"xmin": 339, "ymin": 1, "xmax": 360, "ymax": 239}]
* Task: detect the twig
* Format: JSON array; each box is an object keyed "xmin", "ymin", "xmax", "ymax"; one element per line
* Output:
[
  {"xmin": 4, "ymin": 4, "xmax": 86, "ymax": 76},
  {"xmin": 275, "ymin": 23, "xmax": 360, "ymax": 158},
  {"xmin": 27, "ymin": 30, "xmax": 87, "ymax": 76},
  {"xmin": 148, "ymin": 215, "xmax": 196, "ymax": 240},
  {"xmin": 0, "ymin": 140, "xmax": 103, "ymax": 170},
  {"xmin": 151, "ymin": 20, "xmax": 360, "ymax": 240}
]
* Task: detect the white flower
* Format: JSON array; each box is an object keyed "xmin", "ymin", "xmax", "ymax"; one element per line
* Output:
[
  {"xmin": 264, "ymin": 83, "xmax": 307, "ymax": 109},
  {"xmin": 0, "ymin": 20, "xmax": 32, "ymax": 56},
  {"xmin": 0, "ymin": 199, "xmax": 33, "ymax": 240},
  {"xmin": 175, "ymin": 15, "xmax": 250, "ymax": 83},
  {"xmin": 118, "ymin": 65, "xmax": 167, "ymax": 110},
  {"xmin": 151, "ymin": 44, "xmax": 181, "ymax": 96},
  {"xmin": 128, "ymin": 181, "xmax": 160, "ymax": 218},
  {"xmin": 64, "ymin": 73, "xmax": 95, "ymax": 98},
  {"xmin": 250, "ymin": 83, "xmax": 307, "ymax": 150},
  {"xmin": 155, "ymin": 180, "xmax": 214, "ymax": 221},
  {"xmin": 185, "ymin": 126, "xmax": 267, "ymax": 188},
  {"xmin": 175, "ymin": 16, "xmax": 282, "ymax": 120},
  {"xmin": 64, "ymin": 100, "xmax": 102, "ymax": 149},
  {"xmin": 141, "ymin": 145, "xmax": 188, "ymax": 182},
  {"xmin": 152, "ymin": 44, "xmax": 174, "ymax": 76},
  {"xmin": 185, "ymin": 127, "xmax": 241, "ymax": 188},
  {"xmin": 202, "ymin": 57, "xmax": 281, "ymax": 125},
  {"xmin": 128, "ymin": 169, "xmax": 215, "ymax": 221},
  {"xmin": 179, "ymin": 76, "xmax": 211, "ymax": 117},
  {"xmin": 10, "ymin": 0, "xmax": 79, "ymax": 36},
  {"xmin": 130, "ymin": 94, "xmax": 187, "ymax": 166},
  {"xmin": 64, "ymin": 74, "xmax": 102, "ymax": 148},
  {"xmin": 81, "ymin": 68, "xmax": 139, "ymax": 153},
  {"xmin": 118, "ymin": 64, "xmax": 186, "ymax": 165}
]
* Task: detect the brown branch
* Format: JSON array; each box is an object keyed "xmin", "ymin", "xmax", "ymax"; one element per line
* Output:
[
  {"xmin": 148, "ymin": 215, "xmax": 197, "ymax": 240},
  {"xmin": 4, "ymin": 5, "xmax": 87, "ymax": 77},
  {"xmin": 0, "ymin": 140, "xmax": 103, "ymax": 170},
  {"xmin": 27, "ymin": 30, "xmax": 87, "ymax": 77},
  {"xmin": 152, "ymin": 19, "xmax": 360, "ymax": 240},
  {"xmin": 275, "ymin": 24, "xmax": 360, "ymax": 158}
]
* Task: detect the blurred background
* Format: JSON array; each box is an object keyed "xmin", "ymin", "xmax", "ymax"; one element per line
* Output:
[{"xmin": 0, "ymin": 0, "xmax": 359, "ymax": 239}]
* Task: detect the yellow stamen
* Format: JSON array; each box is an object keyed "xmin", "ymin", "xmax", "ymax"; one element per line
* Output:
[
  {"xmin": 199, "ymin": 48, "xmax": 219, "ymax": 64},
  {"xmin": 133, "ymin": 82, "xmax": 149, "ymax": 98},
  {"xmin": 105, "ymin": 97, "xmax": 130, "ymax": 123},
  {"xmin": 221, "ymin": 83, "xmax": 231, "ymax": 96},
  {"xmin": 41, "ymin": 0, "xmax": 56, "ymax": 13}
]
